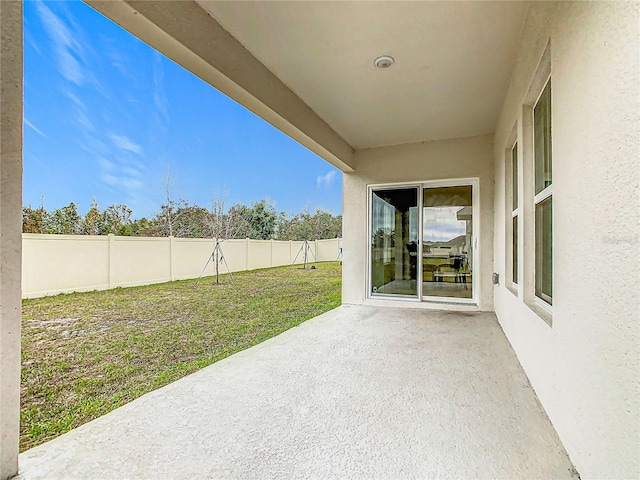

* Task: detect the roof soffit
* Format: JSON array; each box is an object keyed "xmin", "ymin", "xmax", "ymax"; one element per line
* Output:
[{"xmin": 197, "ymin": 1, "xmax": 529, "ymax": 149}]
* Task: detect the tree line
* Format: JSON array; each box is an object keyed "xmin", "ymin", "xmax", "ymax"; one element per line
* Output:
[{"xmin": 22, "ymin": 198, "xmax": 342, "ymax": 241}]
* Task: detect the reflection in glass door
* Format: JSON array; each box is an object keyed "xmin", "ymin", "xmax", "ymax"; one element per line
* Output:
[
  {"xmin": 422, "ymin": 185, "xmax": 473, "ymax": 299},
  {"xmin": 370, "ymin": 188, "xmax": 418, "ymax": 296}
]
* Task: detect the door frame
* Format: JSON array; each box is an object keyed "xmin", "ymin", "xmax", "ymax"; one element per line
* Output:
[
  {"xmin": 366, "ymin": 183, "xmax": 421, "ymax": 300},
  {"xmin": 367, "ymin": 177, "xmax": 480, "ymax": 305}
]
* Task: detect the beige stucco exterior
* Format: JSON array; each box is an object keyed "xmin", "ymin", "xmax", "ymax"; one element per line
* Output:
[
  {"xmin": 0, "ymin": 2, "xmax": 22, "ymax": 479},
  {"xmin": 492, "ymin": 3, "xmax": 639, "ymax": 478},
  {"xmin": 1, "ymin": 1, "xmax": 639, "ymax": 479}
]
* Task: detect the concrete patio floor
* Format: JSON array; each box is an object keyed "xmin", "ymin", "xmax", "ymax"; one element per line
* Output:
[{"xmin": 17, "ymin": 305, "xmax": 576, "ymax": 479}]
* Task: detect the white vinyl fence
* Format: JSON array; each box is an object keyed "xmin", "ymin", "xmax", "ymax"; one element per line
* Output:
[{"xmin": 22, "ymin": 234, "xmax": 342, "ymax": 298}]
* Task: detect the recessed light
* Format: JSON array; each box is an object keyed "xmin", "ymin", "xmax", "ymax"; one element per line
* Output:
[{"xmin": 374, "ymin": 55, "xmax": 395, "ymax": 69}]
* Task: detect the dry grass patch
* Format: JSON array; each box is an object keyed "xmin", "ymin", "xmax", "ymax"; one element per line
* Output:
[{"xmin": 21, "ymin": 262, "xmax": 341, "ymax": 451}]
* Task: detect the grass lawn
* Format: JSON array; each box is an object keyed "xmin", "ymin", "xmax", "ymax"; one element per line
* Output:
[{"xmin": 20, "ymin": 262, "xmax": 341, "ymax": 451}]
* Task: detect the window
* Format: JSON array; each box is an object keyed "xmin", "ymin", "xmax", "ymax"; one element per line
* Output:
[
  {"xmin": 533, "ymin": 79, "xmax": 552, "ymax": 305},
  {"xmin": 511, "ymin": 141, "xmax": 519, "ymax": 285}
]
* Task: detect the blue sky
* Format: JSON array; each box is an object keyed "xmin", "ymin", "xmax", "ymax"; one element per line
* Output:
[{"xmin": 23, "ymin": 0, "xmax": 342, "ymax": 219}]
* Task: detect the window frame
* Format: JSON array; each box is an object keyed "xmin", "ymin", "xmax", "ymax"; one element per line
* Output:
[
  {"xmin": 532, "ymin": 75, "xmax": 553, "ymax": 310},
  {"xmin": 511, "ymin": 140, "xmax": 519, "ymax": 288},
  {"xmin": 367, "ymin": 183, "xmax": 422, "ymax": 301},
  {"xmin": 366, "ymin": 178, "xmax": 480, "ymax": 306}
]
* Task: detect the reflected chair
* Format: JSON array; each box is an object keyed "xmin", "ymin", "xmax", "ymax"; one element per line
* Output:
[{"xmin": 450, "ymin": 256, "xmax": 468, "ymax": 289}]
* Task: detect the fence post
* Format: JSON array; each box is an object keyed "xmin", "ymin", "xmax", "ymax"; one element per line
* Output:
[
  {"xmin": 245, "ymin": 238, "xmax": 250, "ymax": 270},
  {"xmin": 270, "ymin": 239, "xmax": 274, "ymax": 267},
  {"xmin": 169, "ymin": 236, "xmax": 175, "ymax": 281},
  {"xmin": 315, "ymin": 239, "xmax": 319, "ymax": 262},
  {"xmin": 108, "ymin": 233, "xmax": 115, "ymax": 288},
  {"xmin": 289, "ymin": 240, "xmax": 293, "ymax": 264}
]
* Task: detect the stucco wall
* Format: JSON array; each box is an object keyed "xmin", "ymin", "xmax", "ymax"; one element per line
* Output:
[
  {"xmin": 492, "ymin": 2, "xmax": 639, "ymax": 478},
  {"xmin": 343, "ymin": 134, "xmax": 494, "ymax": 310},
  {"xmin": 0, "ymin": 2, "xmax": 23, "ymax": 478},
  {"xmin": 22, "ymin": 235, "xmax": 342, "ymax": 298}
]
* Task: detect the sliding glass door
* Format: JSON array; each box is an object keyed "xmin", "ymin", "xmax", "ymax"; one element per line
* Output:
[
  {"xmin": 370, "ymin": 181, "xmax": 477, "ymax": 303},
  {"xmin": 370, "ymin": 187, "xmax": 419, "ymax": 297},
  {"xmin": 422, "ymin": 185, "xmax": 473, "ymax": 300}
]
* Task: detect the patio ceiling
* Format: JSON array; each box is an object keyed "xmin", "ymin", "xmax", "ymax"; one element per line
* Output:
[
  {"xmin": 197, "ymin": 1, "xmax": 529, "ymax": 150},
  {"xmin": 87, "ymin": 1, "xmax": 528, "ymax": 169}
]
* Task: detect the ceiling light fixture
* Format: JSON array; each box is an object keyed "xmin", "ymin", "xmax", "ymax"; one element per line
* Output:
[{"xmin": 374, "ymin": 55, "xmax": 395, "ymax": 69}]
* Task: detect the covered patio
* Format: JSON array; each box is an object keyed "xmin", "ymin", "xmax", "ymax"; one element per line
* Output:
[
  {"xmin": 18, "ymin": 306, "xmax": 574, "ymax": 479},
  {"xmin": 1, "ymin": 1, "xmax": 638, "ymax": 478}
]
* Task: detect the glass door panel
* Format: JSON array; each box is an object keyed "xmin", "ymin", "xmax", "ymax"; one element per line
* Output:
[
  {"xmin": 422, "ymin": 185, "xmax": 473, "ymax": 299},
  {"xmin": 371, "ymin": 188, "xmax": 418, "ymax": 296}
]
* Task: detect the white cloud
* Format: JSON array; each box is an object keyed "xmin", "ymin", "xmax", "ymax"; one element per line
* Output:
[
  {"xmin": 24, "ymin": 118, "xmax": 45, "ymax": 137},
  {"xmin": 121, "ymin": 177, "xmax": 145, "ymax": 190},
  {"xmin": 109, "ymin": 134, "xmax": 143, "ymax": 155},
  {"xmin": 100, "ymin": 152, "xmax": 145, "ymax": 200},
  {"xmin": 105, "ymin": 47, "xmax": 132, "ymax": 80},
  {"xmin": 58, "ymin": 49, "xmax": 83, "ymax": 85},
  {"xmin": 98, "ymin": 157, "xmax": 114, "ymax": 171},
  {"xmin": 122, "ymin": 166, "xmax": 143, "ymax": 177},
  {"xmin": 316, "ymin": 170, "xmax": 337, "ymax": 188},
  {"xmin": 62, "ymin": 89, "xmax": 85, "ymax": 109},
  {"xmin": 35, "ymin": 1, "xmax": 85, "ymax": 86},
  {"xmin": 101, "ymin": 173, "xmax": 119, "ymax": 186},
  {"xmin": 101, "ymin": 173, "xmax": 144, "ymax": 191},
  {"xmin": 25, "ymin": 30, "xmax": 43, "ymax": 57},
  {"xmin": 75, "ymin": 110, "xmax": 94, "ymax": 132},
  {"xmin": 152, "ymin": 52, "xmax": 170, "ymax": 127},
  {"xmin": 79, "ymin": 136, "xmax": 109, "ymax": 157}
]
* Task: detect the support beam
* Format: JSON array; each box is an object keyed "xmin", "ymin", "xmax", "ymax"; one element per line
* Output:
[
  {"xmin": 0, "ymin": 2, "xmax": 23, "ymax": 479},
  {"xmin": 86, "ymin": 0, "xmax": 355, "ymax": 172}
]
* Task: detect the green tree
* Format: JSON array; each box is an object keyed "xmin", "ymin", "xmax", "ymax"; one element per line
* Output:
[
  {"xmin": 46, "ymin": 202, "xmax": 82, "ymax": 234},
  {"xmin": 22, "ymin": 205, "xmax": 48, "ymax": 234},
  {"xmin": 174, "ymin": 205, "xmax": 209, "ymax": 238},
  {"xmin": 202, "ymin": 196, "xmax": 248, "ymax": 240},
  {"xmin": 232, "ymin": 200, "xmax": 280, "ymax": 240},
  {"xmin": 103, "ymin": 204, "xmax": 133, "ymax": 235},
  {"xmin": 82, "ymin": 199, "xmax": 105, "ymax": 235},
  {"xmin": 122, "ymin": 217, "xmax": 151, "ymax": 236},
  {"xmin": 20, "ymin": 194, "xmax": 342, "ymax": 240},
  {"xmin": 148, "ymin": 169, "xmax": 201, "ymax": 237},
  {"xmin": 277, "ymin": 208, "xmax": 342, "ymax": 241}
]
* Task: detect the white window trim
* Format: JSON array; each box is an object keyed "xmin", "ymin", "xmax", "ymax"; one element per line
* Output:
[
  {"xmin": 533, "ymin": 73, "xmax": 552, "ymax": 108},
  {"xmin": 517, "ymin": 42, "xmax": 553, "ymax": 326},
  {"xmin": 534, "ymin": 184, "xmax": 553, "ymax": 204},
  {"xmin": 535, "ymin": 292, "xmax": 553, "ymax": 311}
]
